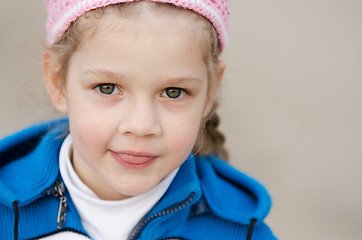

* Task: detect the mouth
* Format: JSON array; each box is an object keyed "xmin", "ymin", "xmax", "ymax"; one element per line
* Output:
[{"xmin": 110, "ymin": 151, "xmax": 157, "ymax": 169}]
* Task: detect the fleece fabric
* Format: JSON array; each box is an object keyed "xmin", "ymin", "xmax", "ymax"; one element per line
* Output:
[{"xmin": 0, "ymin": 118, "xmax": 276, "ymax": 240}]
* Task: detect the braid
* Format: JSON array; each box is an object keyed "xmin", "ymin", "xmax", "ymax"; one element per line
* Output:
[
  {"xmin": 191, "ymin": 20, "xmax": 228, "ymax": 161},
  {"xmin": 194, "ymin": 102, "xmax": 228, "ymax": 161}
]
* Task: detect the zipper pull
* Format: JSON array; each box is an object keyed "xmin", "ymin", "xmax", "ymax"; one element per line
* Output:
[
  {"xmin": 57, "ymin": 195, "xmax": 67, "ymax": 229},
  {"xmin": 54, "ymin": 181, "xmax": 68, "ymax": 229}
]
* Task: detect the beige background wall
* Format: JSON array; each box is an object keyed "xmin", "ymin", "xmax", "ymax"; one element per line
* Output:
[{"xmin": 1, "ymin": 1, "xmax": 361, "ymax": 239}]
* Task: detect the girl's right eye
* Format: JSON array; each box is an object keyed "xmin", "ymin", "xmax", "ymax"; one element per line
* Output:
[{"xmin": 94, "ymin": 84, "xmax": 120, "ymax": 95}]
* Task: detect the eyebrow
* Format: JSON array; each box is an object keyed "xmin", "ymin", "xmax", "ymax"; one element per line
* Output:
[
  {"xmin": 82, "ymin": 69, "xmax": 204, "ymax": 87},
  {"xmin": 82, "ymin": 69, "xmax": 124, "ymax": 81},
  {"xmin": 162, "ymin": 77, "xmax": 204, "ymax": 88}
]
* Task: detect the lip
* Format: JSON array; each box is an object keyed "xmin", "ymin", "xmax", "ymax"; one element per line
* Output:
[{"xmin": 110, "ymin": 150, "xmax": 157, "ymax": 169}]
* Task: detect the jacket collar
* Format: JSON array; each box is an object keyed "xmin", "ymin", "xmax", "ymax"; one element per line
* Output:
[
  {"xmin": 129, "ymin": 155, "xmax": 202, "ymax": 239},
  {"xmin": 149, "ymin": 154, "xmax": 202, "ymax": 215}
]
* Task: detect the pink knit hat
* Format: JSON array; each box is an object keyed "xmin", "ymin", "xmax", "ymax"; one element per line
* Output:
[{"xmin": 44, "ymin": 0, "xmax": 230, "ymax": 52}]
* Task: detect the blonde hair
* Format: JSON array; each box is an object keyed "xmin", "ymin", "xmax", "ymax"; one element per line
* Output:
[{"xmin": 46, "ymin": 2, "xmax": 228, "ymax": 160}]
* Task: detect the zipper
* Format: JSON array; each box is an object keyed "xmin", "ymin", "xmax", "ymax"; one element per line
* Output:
[
  {"xmin": 43, "ymin": 181, "xmax": 68, "ymax": 229},
  {"xmin": 246, "ymin": 218, "xmax": 257, "ymax": 240},
  {"xmin": 13, "ymin": 201, "xmax": 19, "ymax": 240},
  {"xmin": 128, "ymin": 192, "xmax": 196, "ymax": 240}
]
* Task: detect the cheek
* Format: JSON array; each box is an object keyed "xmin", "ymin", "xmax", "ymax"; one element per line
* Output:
[
  {"xmin": 65, "ymin": 89, "xmax": 116, "ymax": 155},
  {"xmin": 68, "ymin": 110, "xmax": 112, "ymax": 160},
  {"xmin": 164, "ymin": 94, "xmax": 208, "ymax": 154},
  {"xmin": 165, "ymin": 113, "xmax": 203, "ymax": 156}
]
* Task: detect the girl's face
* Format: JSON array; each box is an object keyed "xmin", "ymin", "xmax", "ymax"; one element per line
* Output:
[{"xmin": 53, "ymin": 10, "xmax": 213, "ymax": 200}]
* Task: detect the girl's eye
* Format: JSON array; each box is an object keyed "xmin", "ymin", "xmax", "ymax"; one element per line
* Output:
[
  {"xmin": 161, "ymin": 88, "xmax": 186, "ymax": 99},
  {"xmin": 95, "ymin": 84, "xmax": 120, "ymax": 95}
]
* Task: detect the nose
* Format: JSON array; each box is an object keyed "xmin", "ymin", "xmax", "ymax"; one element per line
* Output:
[{"xmin": 118, "ymin": 98, "xmax": 161, "ymax": 137}]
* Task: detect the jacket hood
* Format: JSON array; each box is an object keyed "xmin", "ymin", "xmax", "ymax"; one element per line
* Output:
[
  {"xmin": 0, "ymin": 118, "xmax": 69, "ymax": 207},
  {"xmin": 195, "ymin": 155, "xmax": 272, "ymax": 225}
]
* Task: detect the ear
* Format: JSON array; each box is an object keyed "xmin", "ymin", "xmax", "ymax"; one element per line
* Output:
[
  {"xmin": 203, "ymin": 60, "xmax": 226, "ymax": 117},
  {"xmin": 42, "ymin": 52, "xmax": 68, "ymax": 113}
]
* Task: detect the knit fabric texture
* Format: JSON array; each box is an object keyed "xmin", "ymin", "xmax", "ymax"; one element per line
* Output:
[{"xmin": 44, "ymin": 0, "xmax": 230, "ymax": 52}]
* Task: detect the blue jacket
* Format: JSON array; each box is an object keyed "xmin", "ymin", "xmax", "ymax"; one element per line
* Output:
[{"xmin": 0, "ymin": 119, "xmax": 276, "ymax": 240}]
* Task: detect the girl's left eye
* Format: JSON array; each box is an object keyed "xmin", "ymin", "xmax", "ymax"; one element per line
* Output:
[
  {"xmin": 95, "ymin": 84, "xmax": 120, "ymax": 95},
  {"xmin": 161, "ymin": 88, "xmax": 187, "ymax": 99}
]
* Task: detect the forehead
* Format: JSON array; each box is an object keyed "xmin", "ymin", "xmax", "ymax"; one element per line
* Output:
[{"xmin": 77, "ymin": 3, "xmax": 209, "ymax": 55}]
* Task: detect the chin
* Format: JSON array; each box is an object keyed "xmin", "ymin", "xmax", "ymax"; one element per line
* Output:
[{"xmin": 112, "ymin": 182, "xmax": 155, "ymax": 197}]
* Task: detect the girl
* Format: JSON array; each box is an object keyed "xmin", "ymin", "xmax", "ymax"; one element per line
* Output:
[{"xmin": 0, "ymin": 1, "xmax": 276, "ymax": 239}]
